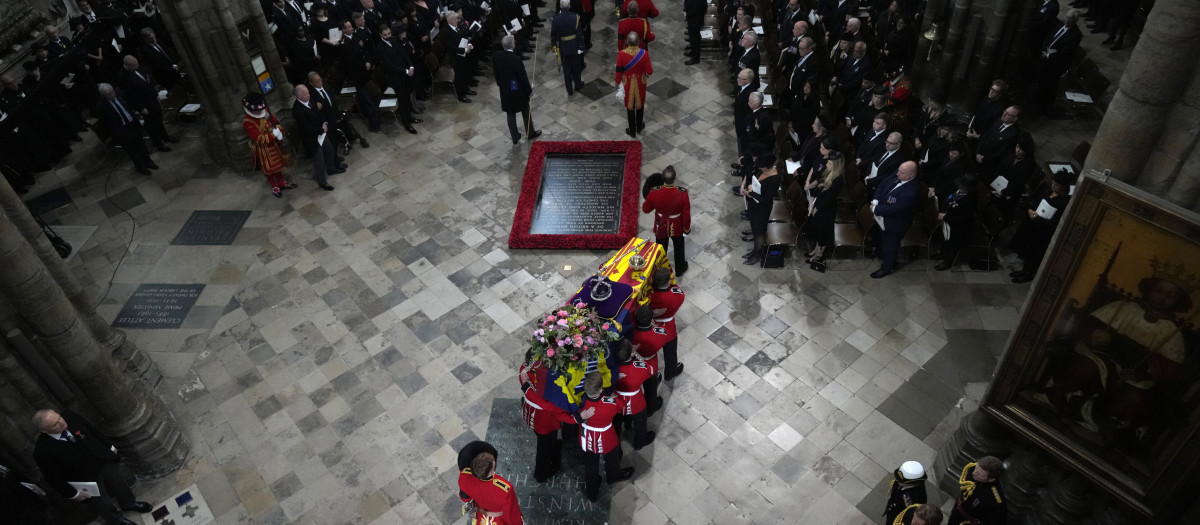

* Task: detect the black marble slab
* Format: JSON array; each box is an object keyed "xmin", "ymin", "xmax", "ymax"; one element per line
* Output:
[
  {"xmin": 171, "ymin": 210, "xmax": 251, "ymax": 245},
  {"xmin": 112, "ymin": 284, "xmax": 205, "ymax": 329},
  {"xmin": 528, "ymin": 154, "xmax": 625, "ymax": 236}
]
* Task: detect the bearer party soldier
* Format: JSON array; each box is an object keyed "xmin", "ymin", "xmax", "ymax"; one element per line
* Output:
[
  {"xmin": 630, "ymin": 305, "xmax": 671, "ymax": 414},
  {"xmin": 518, "ymin": 355, "xmax": 591, "ymax": 483},
  {"xmin": 613, "ymin": 340, "xmax": 657, "ymax": 450},
  {"xmin": 576, "ymin": 372, "xmax": 635, "ymax": 502},
  {"xmin": 647, "ymin": 267, "xmax": 685, "ymax": 381},
  {"xmin": 642, "ymin": 165, "xmax": 691, "ymax": 276}
]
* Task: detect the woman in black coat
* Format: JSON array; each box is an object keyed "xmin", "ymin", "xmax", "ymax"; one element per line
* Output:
[
  {"xmin": 742, "ymin": 154, "xmax": 781, "ymax": 266},
  {"xmin": 788, "ymin": 77, "xmax": 823, "ymax": 149},
  {"xmin": 803, "ymin": 151, "xmax": 846, "ymax": 272},
  {"xmin": 1009, "ymin": 170, "xmax": 1074, "ymax": 283},
  {"xmin": 989, "ymin": 132, "xmax": 1039, "ymax": 220},
  {"xmin": 926, "ymin": 139, "xmax": 968, "ymax": 203},
  {"xmin": 934, "ymin": 173, "xmax": 979, "ymax": 271}
]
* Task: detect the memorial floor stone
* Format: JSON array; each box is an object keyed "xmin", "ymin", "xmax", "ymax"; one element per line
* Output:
[
  {"xmin": 529, "ymin": 154, "xmax": 626, "ymax": 235},
  {"xmin": 485, "ymin": 398, "xmax": 611, "ymax": 525},
  {"xmin": 170, "ymin": 210, "xmax": 251, "ymax": 246},
  {"xmin": 112, "ymin": 284, "xmax": 204, "ymax": 329}
]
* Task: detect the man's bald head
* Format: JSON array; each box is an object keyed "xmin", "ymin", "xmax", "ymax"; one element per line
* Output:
[{"xmin": 898, "ymin": 161, "xmax": 918, "ymax": 181}]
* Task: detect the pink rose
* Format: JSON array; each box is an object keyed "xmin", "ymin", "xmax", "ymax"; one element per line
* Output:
[
  {"xmin": 547, "ymin": 349, "xmax": 555, "ymax": 356},
  {"xmin": 557, "ymin": 310, "xmax": 569, "ymax": 317},
  {"xmin": 546, "ymin": 315, "xmax": 557, "ymax": 323},
  {"xmin": 557, "ymin": 319, "xmax": 568, "ymax": 327},
  {"xmin": 602, "ymin": 323, "xmax": 610, "ymax": 330}
]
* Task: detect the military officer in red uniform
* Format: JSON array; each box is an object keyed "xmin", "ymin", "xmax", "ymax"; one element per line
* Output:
[
  {"xmin": 614, "ymin": 340, "xmax": 657, "ymax": 450},
  {"xmin": 630, "ymin": 305, "xmax": 672, "ymax": 414},
  {"xmin": 617, "ymin": 2, "xmax": 655, "ymax": 50},
  {"xmin": 648, "ymin": 268, "xmax": 685, "ymax": 380},
  {"xmin": 948, "ymin": 456, "xmax": 1006, "ymax": 525},
  {"xmin": 642, "ymin": 166, "xmax": 692, "ymax": 276},
  {"xmin": 575, "ymin": 372, "xmax": 634, "ymax": 502},
  {"xmin": 518, "ymin": 358, "xmax": 590, "ymax": 482},
  {"xmin": 457, "ymin": 441, "xmax": 524, "ymax": 525}
]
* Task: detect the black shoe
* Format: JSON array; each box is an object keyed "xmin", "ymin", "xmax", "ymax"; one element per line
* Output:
[
  {"xmin": 626, "ymin": 128, "xmax": 636, "ymax": 138},
  {"xmin": 519, "ymin": 54, "xmax": 530, "ymax": 60},
  {"xmin": 147, "ymin": 162, "xmax": 160, "ymax": 170},
  {"xmin": 675, "ymin": 265, "xmax": 687, "ymax": 278},
  {"xmin": 1101, "ymin": 35, "xmax": 1116, "ymax": 45},
  {"xmin": 273, "ymin": 187, "xmax": 283, "ymax": 198},
  {"xmin": 281, "ymin": 182, "xmax": 297, "ymax": 190},
  {"xmin": 665, "ymin": 363, "xmax": 684, "ymax": 380},
  {"xmin": 528, "ymin": 130, "xmax": 543, "ymax": 140},
  {"xmin": 730, "ymin": 162, "xmax": 741, "ymax": 169},
  {"xmin": 1012, "ymin": 273, "xmax": 1034, "ymax": 284},
  {"xmin": 609, "ymin": 467, "xmax": 634, "ymax": 483},
  {"xmin": 320, "ymin": 184, "xmax": 335, "ymax": 191},
  {"xmin": 648, "ymin": 396, "xmax": 663, "ymax": 413},
  {"xmin": 870, "ymin": 268, "xmax": 892, "ymax": 279},
  {"xmin": 121, "ymin": 502, "xmax": 152, "ymax": 513},
  {"xmin": 458, "ymin": 97, "xmax": 472, "ymax": 103},
  {"xmin": 637, "ymin": 123, "xmax": 645, "ymax": 132},
  {"xmin": 934, "ymin": 261, "xmax": 952, "ymax": 271},
  {"xmin": 469, "ymin": 81, "xmax": 480, "ymax": 87},
  {"xmin": 1111, "ymin": 41, "xmax": 1125, "ymax": 51},
  {"xmin": 466, "ymin": 89, "xmax": 478, "ymax": 96},
  {"xmin": 512, "ymin": 134, "xmax": 522, "ymax": 144},
  {"xmin": 405, "ymin": 126, "xmax": 418, "ymax": 134},
  {"xmin": 742, "ymin": 230, "xmax": 752, "ymax": 235},
  {"xmin": 360, "ymin": 139, "xmax": 370, "ymax": 148},
  {"xmin": 136, "ymin": 167, "xmax": 152, "ymax": 175},
  {"xmin": 685, "ymin": 58, "xmax": 699, "ymax": 65},
  {"xmin": 810, "ymin": 259, "xmax": 827, "ymax": 273},
  {"xmin": 634, "ymin": 431, "xmax": 657, "ymax": 450},
  {"xmin": 744, "ymin": 255, "xmax": 761, "ymax": 265},
  {"xmin": 741, "ymin": 234, "xmax": 754, "ymax": 242},
  {"xmin": 732, "ymin": 187, "xmax": 743, "ymax": 196},
  {"xmin": 739, "ymin": 210, "xmax": 749, "ymax": 219}
]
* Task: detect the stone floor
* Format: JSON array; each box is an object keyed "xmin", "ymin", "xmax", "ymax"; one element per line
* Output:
[{"xmin": 23, "ymin": 9, "xmax": 1133, "ymax": 525}]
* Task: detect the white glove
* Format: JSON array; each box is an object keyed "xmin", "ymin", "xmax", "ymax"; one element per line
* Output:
[
  {"xmin": 272, "ymin": 128, "xmax": 283, "ymax": 140},
  {"xmin": 615, "ymin": 84, "xmax": 625, "ymax": 101}
]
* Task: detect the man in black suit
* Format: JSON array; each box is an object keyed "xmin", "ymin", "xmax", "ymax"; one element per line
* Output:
[
  {"xmin": 271, "ymin": 0, "xmax": 301, "ymax": 42},
  {"xmin": 292, "ymin": 84, "xmax": 342, "ymax": 190},
  {"xmin": 870, "ymin": 160, "xmax": 921, "ymax": 278},
  {"xmin": 317, "ymin": 0, "xmax": 353, "ymax": 23},
  {"xmin": 864, "ymin": 131, "xmax": 907, "ymax": 191},
  {"xmin": 376, "ymin": 25, "xmax": 420, "ymax": 134},
  {"xmin": 783, "ymin": 35, "xmax": 818, "ymax": 105},
  {"xmin": 745, "ymin": 92, "xmax": 774, "ymax": 159},
  {"xmin": 444, "ymin": 12, "xmax": 478, "ymax": 103},
  {"xmin": 1032, "ymin": 0, "xmax": 1061, "ymax": 45},
  {"xmin": 854, "ymin": 112, "xmax": 890, "ymax": 169},
  {"xmin": 95, "ymin": 83, "xmax": 157, "ymax": 175},
  {"xmin": 731, "ymin": 32, "xmax": 760, "ymax": 81},
  {"xmin": 138, "ymin": 28, "xmax": 183, "ymax": 90},
  {"xmin": 339, "ymin": 20, "xmax": 383, "ymax": 132},
  {"xmin": 307, "ymin": 71, "xmax": 368, "ymax": 154},
  {"xmin": 493, "ymin": 35, "xmax": 542, "ymax": 144},
  {"xmin": 972, "ymin": 105, "xmax": 1021, "ymax": 179},
  {"xmin": 551, "ymin": 0, "xmax": 586, "ymax": 96},
  {"xmin": 732, "ymin": 68, "xmax": 755, "ymax": 163},
  {"xmin": 32, "ymin": 409, "xmax": 151, "ymax": 525},
  {"xmin": 1036, "ymin": 9, "xmax": 1082, "ymax": 111},
  {"xmin": 834, "ymin": 41, "xmax": 871, "ymax": 103},
  {"xmin": 118, "ymin": 55, "xmax": 177, "ymax": 152}
]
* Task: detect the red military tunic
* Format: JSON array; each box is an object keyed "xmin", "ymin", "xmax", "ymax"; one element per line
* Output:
[
  {"xmin": 631, "ymin": 321, "xmax": 674, "ymax": 363},
  {"xmin": 642, "ymin": 185, "xmax": 691, "ymax": 239},
  {"xmin": 621, "ymin": 0, "xmax": 659, "ymax": 18},
  {"xmin": 578, "ymin": 394, "xmax": 627, "ymax": 454},
  {"xmin": 649, "ymin": 285, "xmax": 685, "ymax": 331},
  {"xmin": 458, "ymin": 469, "xmax": 524, "ymax": 525},
  {"xmin": 242, "ymin": 113, "xmax": 285, "ymax": 176},
  {"xmin": 616, "ymin": 17, "xmax": 654, "ymax": 50},
  {"xmin": 517, "ymin": 361, "xmax": 576, "ymax": 435},
  {"xmin": 615, "ymin": 358, "xmax": 657, "ymax": 415},
  {"xmin": 615, "ymin": 45, "xmax": 653, "ymax": 110}
]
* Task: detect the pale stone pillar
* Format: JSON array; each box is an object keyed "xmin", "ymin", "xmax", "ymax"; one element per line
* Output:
[
  {"xmin": 1083, "ymin": 0, "xmax": 1200, "ymax": 183},
  {"xmin": 0, "ymin": 210, "xmax": 187, "ymax": 477},
  {"xmin": 0, "ymin": 179, "xmax": 160, "ymax": 385}
]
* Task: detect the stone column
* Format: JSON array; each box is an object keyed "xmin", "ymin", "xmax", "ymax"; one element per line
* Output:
[
  {"xmin": 1157, "ymin": 64, "xmax": 1200, "ymax": 210},
  {"xmin": 930, "ymin": 0, "xmax": 974, "ymax": 100},
  {"xmin": 0, "ymin": 179, "xmax": 160, "ymax": 386},
  {"xmin": 0, "ymin": 411, "xmax": 41, "ymax": 482},
  {"xmin": 0, "ymin": 210, "xmax": 187, "ymax": 477},
  {"xmin": 1083, "ymin": 0, "xmax": 1200, "ymax": 184},
  {"xmin": 245, "ymin": 0, "xmax": 293, "ymax": 106},
  {"xmin": 0, "ymin": 331, "xmax": 56, "ymax": 412}
]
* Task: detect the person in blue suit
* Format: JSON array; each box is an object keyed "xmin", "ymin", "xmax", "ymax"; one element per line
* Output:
[{"xmin": 870, "ymin": 160, "xmax": 920, "ymax": 278}]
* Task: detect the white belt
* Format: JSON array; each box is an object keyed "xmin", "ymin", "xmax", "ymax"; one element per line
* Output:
[
  {"xmin": 654, "ymin": 316, "xmax": 674, "ymax": 323},
  {"xmin": 582, "ymin": 423, "xmax": 612, "ymax": 432},
  {"xmin": 656, "ymin": 213, "xmax": 681, "ymax": 218},
  {"xmin": 523, "ymin": 396, "xmax": 542, "ymax": 410},
  {"xmin": 616, "ymin": 390, "xmax": 639, "ymax": 396}
]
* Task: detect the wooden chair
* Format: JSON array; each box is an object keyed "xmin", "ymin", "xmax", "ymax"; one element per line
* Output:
[
  {"xmin": 836, "ymin": 181, "xmax": 867, "ymax": 224},
  {"xmin": 831, "ymin": 203, "xmax": 875, "ymax": 262},
  {"xmin": 900, "ymin": 199, "xmax": 939, "ymax": 266}
]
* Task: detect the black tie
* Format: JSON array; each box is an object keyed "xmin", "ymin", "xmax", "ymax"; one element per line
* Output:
[
  {"xmin": 112, "ymin": 100, "xmax": 132, "ymax": 125},
  {"xmin": 61, "ymin": 430, "xmax": 76, "ymax": 443},
  {"xmin": 319, "ymin": 88, "xmax": 330, "ymax": 106}
]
